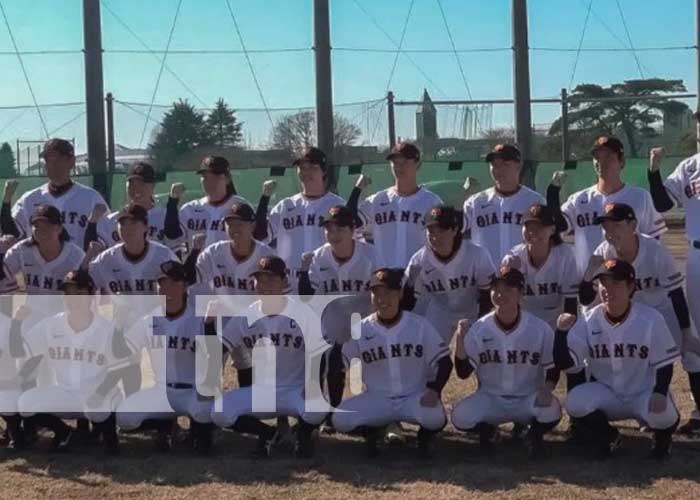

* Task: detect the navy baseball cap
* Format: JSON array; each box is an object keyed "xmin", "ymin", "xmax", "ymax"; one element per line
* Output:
[
  {"xmin": 386, "ymin": 142, "xmax": 420, "ymax": 162},
  {"xmin": 491, "ymin": 265, "xmax": 526, "ymax": 290},
  {"xmin": 224, "ymin": 202, "xmax": 256, "ymax": 223},
  {"xmin": 594, "ymin": 203, "xmax": 636, "ymax": 224},
  {"xmin": 594, "ymin": 259, "xmax": 636, "ymax": 283},
  {"xmin": 486, "ymin": 144, "xmax": 521, "ymax": 163},
  {"xmin": 60, "ymin": 269, "xmax": 95, "ymax": 293},
  {"xmin": 369, "ymin": 268, "xmax": 404, "ymax": 291},
  {"xmin": 30, "ymin": 204, "xmax": 62, "ymax": 226},
  {"xmin": 127, "ymin": 162, "xmax": 156, "ymax": 183},
  {"xmin": 159, "ymin": 260, "xmax": 187, "ymax": 282},
  {"xmin": 250, "ymin": 256, "xmax": 288, "ymax": 279},
  {"xmin": 293, "ymin": 147, "xmax": 327, "ymax": 170},
  {"xmin": 425, "ymin": 205, "xmax": 462, "ymax": 230},
  {"xmin": 197, "ymin": 156, "xmax": 230, "ymax": 175},
  {"xmin": 522, "ymin": 203, "xmax": 556, "ymax": 226}
]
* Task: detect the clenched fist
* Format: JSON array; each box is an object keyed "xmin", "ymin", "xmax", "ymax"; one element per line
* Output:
[
  {"xmin": 88, "ymin": 203, "xmax": 108, "ymax": 224},
  {"xmin": 262, "ymin": 180, "xmax": 277, "ymax": 197},
  {"xmin": 551, "ymin": 170, "xmax": 568, "ymax": 188},
  {"xmin": 3, "ymin": 179, "xmax": 18, "ymax": 203},
  {"xmin": 649, "ymin": 147, "xmax": 665, "ymax": 173},
  {"xmin": 355, "ymin": 174, "xmax": 371, "ymax": 191},
  {"xmin": 556, "ymin": 313, "xmax": 577, "ymax": 332},
  {"xmin": 300, "ymin": 251, "xmax": 314, "ymax": 272},
  {"xmin": 170, "ymin": 183, "xmax": 186, "ymax": 200},
  {"xmin": 192, "ymin": 233, "xmax": 207, "ymax": 252}
]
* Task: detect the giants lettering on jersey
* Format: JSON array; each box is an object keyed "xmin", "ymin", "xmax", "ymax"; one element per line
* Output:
[
  {"xmin": 684, "ymin": 179, "xmax": 700, "ymax": 198},
  {"xmin": 282, "ymin": 213, "xmax": 325, "ymax": 231},
  {"xmin": 524, "ymin": 282, "xmax": 560, "ymax": 296},
  {"xmin": 476, "ymin": 211, "xmax": 524, "ymax": 228},
  {"xmin": 478, "ymin": 349, "xmax": 541, "ymax": 365},
  {"xmin": 48, "ymin": 346, "xmax": 105, "ymax": 365},
  {"xmin": 422, "ymin": 275, "xmax": 477, "ymax": 293},
  {"xmin": 322, "ymin": 278, "xmax": 369, "ymax": 293},
  {"xmin": 361, "ymin": 343, "xmax": 423, "ymax": 364},
  {"xmin": 634, "ymin": 276, "xmax": 661, "ymax": 291},
  {"xmin": 589, "ymin": 343, "xmax": 649, "ymax": 359},
  {"xmin": 188, "ymin": 218, "xmax": 224, "ymax": 233},
  {"xmin": 107, "ymin": 279, "xmax": 157, "ymax": 293},
  {"xmin": 60, "ymin": 211, "xmax": 89, "ymax": 229},
  {"xmin": 212, "ymin": 275, "xmax": 254, "ymax": 292},
  {"xmin": 374, "ymin": 210, "xmax": 423, "ymax": 226},
  {"xmin": 24, "ymin": 274, "xmax": 64, "ymax": 291},
  {"xmin": 576, "ymin": 211, "xmax": 601, "ymax": 228},
  {"xmin": 241, "ymin": 333, "xmax": 304, "ymax": 350}
]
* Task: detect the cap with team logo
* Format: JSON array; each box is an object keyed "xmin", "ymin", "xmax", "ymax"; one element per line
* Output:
[
  {"xmin": 386, "ymin": 141, "xmax": 420, "ymax": 162},
  {"xmin": 127, "ymin": 162, "xmax": 156, "ymax": 183},
  {"xmin": 293, "ymin": 147, "xmax": 327, "ymax": 170},
  {"xmin": 591, "ymin": 135, "xmax": 624, "ymax": 156},
  {"xmin": 158, "ymin": 260, "xmax": 187, "ymax": 282},
  {"xmin": 594, "ymin": 203, "xmax": 636, "ymax": 224},
  {"xmin": 30, "ymin": 204, "xmax": 62, "ymax": 225},
  {"xmin": 320, "ymin": 205, "xmax": 357, "ymax": 228},
  {"xmin": 425, "ymin": 205, "xmax": 462, "ymax": 229},
  {"xmin": 485, "ymin": 143, "xmax": 521, "ymax": 163},
  {"xmin": 224, "ymin": 202, "xmax": 256, "ymax": 223},
  {"xmin": 116, "ymin": 204, "xmax": 149, "ymax": 225},
  {"xmin": 522, "ymin": 203, "xmax": 556, "ymax": 226},
  {"xmin": 59, "ymin": 269, "xmax": 95, "ymax": 293},
  {"xmin": 491, "ymin": 265, "xmax": 526, "ymax": 289},
  {"xmin": 593, "ymin": 259, "xmax": 636, "ymax": 283},
  {"xmin": 40, "ymin": 138, "xmax": 74, "ymax": 159},
  {"xmin": 197, "ymin": 155, "xmax": 231, "ymax": 175},
  {"xmin": 250, "ymin": 256, "xmax": 288, "ymax": 279},
  {"xmin": 369, "ymin": 268, "xmax": 404, "ymax": 291}
]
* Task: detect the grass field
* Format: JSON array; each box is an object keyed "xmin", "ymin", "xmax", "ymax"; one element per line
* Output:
[{"xmin": 1, "ymin": 228, "xmax": 699, "ymax": 500}]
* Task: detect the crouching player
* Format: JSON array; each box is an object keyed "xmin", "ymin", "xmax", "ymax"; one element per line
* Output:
[
  {"xmin": 331, "ymin": 268, "xmax": 452, "ymax": 459},
  {"xmin": 555, "ymin": 259, "xmax": 680, "ymax": 460},
  {"xmin": 451, "ymin": 266, "xmax": 561, "ymax": 458}
]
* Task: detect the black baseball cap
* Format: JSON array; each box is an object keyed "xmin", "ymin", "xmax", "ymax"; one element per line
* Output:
[
  {"xmin": 369, "ymin": 268, "xmax": 404, "ymax": 291},
  {"xmin": 386, "ymin": 142, "xmax": 420, "ymax": 161},
  {"xmin": 425, "ymin": 205, "xmax": 462, "ymax": 230},
  {"xmin": 321, "ymin": 205, "xmax": 357, "ymax": 228},
  {"xmin": 523, "ymin": 203, "xmax": 556, "ymax": 226},
  {"xmin": 197, "ymin": 155, "xmax": 231, "ymax": 175},
  {"xmin": 250, "ymin": 256, "xmax": 287, "ymax": 279},
  {"xmin": 486, "ymin": 143, "xmax": 521, "ymax": 163},
  {"xmin": 30, "ymin": 204, "xmax": 62, "ymax": 225},
  {"xmin": 591, "ymin": 135, "xmax": 624, "ymax": 156},
  {"xmin": 159, "ymin": 260, "xmax": 187, "ymax": 282},
  {"xmin": 127, "ymin": 162, "xmax": 156, "ymax": 183},
  {"xmin": 594, "ymin": 203, "xmax": 636, "ymax": 224},
  {"xmin": 293, "ymin": 147, "xmax": 327, "ymax": 170},
  {"xmin": 594, "ymin": 259, "xmax": 636, "ymax": 283},
  {"xmin": 491, "ymin": 265, "xmax": 526, "ymax": 289},
  {"xmin": 117, "ymin": 204, "xmax": 149, "ymax": 225},
  {"xmin": 60, "ymin": 269, "xmax": 95, "ymax": 293},
  {"xmin": 40, "ymin": 138, "xmax": 74, "ymax": 159},
  {"xmin": 224, "ymin": 202, "xmax": 256, "ymax": 223}
]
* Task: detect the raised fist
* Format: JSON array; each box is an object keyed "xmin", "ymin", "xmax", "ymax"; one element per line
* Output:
[
  {"xmin": 463, "ymin": 176, "xmax": 480, "ymax": 194},
  {"xmin": 192, "ymin": 233, "xmax": 207, "ymax": 252},
  {"xmin": 649, "ymin": 147, "xmax": 665, "ymax": 173},
  {"xmin": 3, "ymin": 179, "xmax": 18, "ymax": 203},
  {"xmin": 583, "ymin": 254, "xmax": 606, "ymax": 282},
  {"xmin": 262, "ymin": 180, "xmax": 277, "ymax": 198},
  {"xmin": 551, "ymin": 170, "xmax": 567, "ymax": 188},
  {"xmin": 170, "ymin": 183, "xmax": 186, "ymax": 200},
  {"xmin": 355, "ymin": 174, "xmax": 371, "ymax": 191},
  {"xmin": 455, "ymin": 319, "xmax": 471, "ymax": 341},
  {"xmin": 300, "ymin": 251, "xmax": 314, "ymax": 272},
  {"xmin": 88, "ymin": 203, "xmax": 108, "ymax": 224},
  {"xmin": 556, "ymin": 313, "xmax": 577, "ymax": 332}
]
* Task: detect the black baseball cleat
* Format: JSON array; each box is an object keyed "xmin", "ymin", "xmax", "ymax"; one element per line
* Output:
[
  {"xmin": 594, "ymin": 428, "xmax": 621, "ymax": 461},
  {"xmin": 477, "ymin": 423, "xmax": 497, "ymax": 455},
  {"xmin": 251, "ymin": 429, "xmax": 276, "ymax": 459},
  {"xmin": 365, "ymin": 427, "xmax": 382, "ymax": 458},
  {"xmin": 294, "ymin": 428, "xmax": 319, "ymax": 459},
  {"xmin": 417, "ymin": 428, "xmax": 436, "ymax": 460},
  {"xmin": 677, "ymin": 418, "xmax": 700, "ymax": 438},
  {"xmin": 51, "ymin": 427, "xmax": 74, "ymax": 452},
  {"xmin": 526, "ymin": 428, "xmax": 545, "ymax": 460},
  {"xmin": 193, "ymin": 425, "xmax": 213, "ymax": 456},
  {"xmin": 647, "ymin": 429, "xmax": 673, "ymax": 461},
  {"xmin": 320, "ymin": 417, "xmax": 337, "ymax": 435},
  {"xmin": 509, "ymin": 422, "xmax": 528, "ymax": 441}
]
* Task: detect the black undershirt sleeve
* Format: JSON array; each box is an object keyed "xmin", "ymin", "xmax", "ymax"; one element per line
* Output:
[
  {"xmin": 253, "ymin": 195, "xmax": 270, "ymax": 241},
  {"xmin": 454, "ymin": 355, "xmax": 474, "ymax": 379},
  {"xmin": 545, "ymin": 367, "xmax": 560, "ymax": 385},
  {"xmin": 298, "ymin": 271, "xmax": 315, "ymax": 296},
  {"xmin": 653, "ymin": 363, "xmax": 674, "ymax": 396},
  {"xmin": 546, "ymin": 184, "xmax": 568, "ymax": 234},
  {"xmin": 164, "ymin": 197, "xmax": 184, "ymax": 239},
  {"xmin": 83, "ymin": 222, "xmax": 98, "ymax": 251},
  {"xmin": 647, "ymin": 170, "xmax": 675, "ymax": 213},
  {"xmin": 478, "ymin": 289, "xmax": 493, "ymax": 317},
  {"xmin": 345, "ymin": 187, "xmax": 363, "ymax": 227},
  {"xmin": 578, "ymin": 280, "xmax": 596, "ymax": 306},
  {"xmin": 400, "ymin": 285, "xmax": 417, "ymax": 311},
  {"xmin": 553, "ymin": 329, "xmax": 575, "ymax": 371},
  {"xmin": 564, "ymin": 297, "xmax": 578, "ymax": 316},
  {"xmin": 182, "ymin": 248, "xmax": 201, "ymax": 286},
  {"xmin": 426, "ymin": 355, "xmax": 453, "ymax": 395},
  {"xmin": 1, "ymin": 203, "xmax": 20, "ymax": 238}
]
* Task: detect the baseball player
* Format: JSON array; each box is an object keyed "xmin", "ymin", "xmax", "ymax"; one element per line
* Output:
[
  {"xmin": 502, "ymin": 203, "xmax": 579, "ymax": 330},
  {"xmin": 254, "ymin": 147, "xmax": 345, "ymax": 287},
  {"xmin": 0, "ymin": 311, "xmax": 22, "ymax": 449},
  {"xmin": 403, "ymin": 205, "xmax": 496, "ymax": 342},
  {"xmin": 12, "ymin": 269, "xmax": 123, "ymax": 454},
  {"xmin": 331, "ymin": 268, "xmax": 452, "ymax": 459},
  {"xmin": 205, "ymin": 256, "xmax": 327, "ymax": 459},
  {"xmin": 463, "ymin": 144, "xmax": 545, "ymax": 266},
  {"xmin": 0, "ymin": 181, "xmax": 20, "ymax": 298},
  {"xmin": 9, "ymin": 138, "xmax": 109, "ymax": 247},
  {"xmin": 554, "ymin": 259, "xmax": 680, "ymax": 460},
  {"xmin": 548, "ymin": 135, "xmax": 666, "ymax": 275},
  {"xmin": 351, "ymin": 142, "xmax": 442, "ymax": 269},
  {"xmin": 451, "ymin": 266, "xmax": 561, "ymax": 458},
  {"xmin": 648, "ymin": 145, "xmax": 700, "ymax": 435},
  {"xmin": 577, "ymin": 202, "xmax": 700, "ymax": 433}
]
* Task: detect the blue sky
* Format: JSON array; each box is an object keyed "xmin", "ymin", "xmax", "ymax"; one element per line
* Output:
[{"xmin": 0, "ymin": 0, "xmax": 696, "ymax": 153}]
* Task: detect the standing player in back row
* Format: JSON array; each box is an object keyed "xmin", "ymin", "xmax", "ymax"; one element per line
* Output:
[
  {"xmin": 548, "ymin": 135, "xmax": 666, "ymax": 275},
  {"xmin": 354, "ymin": 142, "xmax": 442, "ymax": 269},
  {"xmin": 463, "ymin": 144, "xmax": 545, "ymax": 266}
]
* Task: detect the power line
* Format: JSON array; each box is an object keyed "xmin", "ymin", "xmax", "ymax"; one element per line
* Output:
[
  {"xmin": 104, "ymin": 48, "xmax": 310, "ymax": 55},
  {"xmin": 0, "ymin": 50, "xmax": 82, "ymax": 55},
  {"xmin": 0, "ymin": 0, "xmax": 49, "ymax": 138},
  {"xmin": 568, "ymin": 0, "xmax": 593, "ymax": 91},
  {"xmin": 224, "ymin": 0, "xmax": 274, "ymax": 129},
  {"xmin": 138, "ymin": 0, "xmax": 183, "ymax": 148},
  {"xmin": 333, "ymin": 46, "xmax": 511, "ymax": 54},
  {"xmin": 614, "ymin": 0, "xmax": 644, "ymax": 78},
  {"xmin": 532, "ymin": 45, "xmax": 695, "ymax": 52},
  {"xmin": 115, "ymin": 97, "xmax": 385, "ymax": 113},
  {"xmin": 49, "ymin": 111, "xmax": 87, "ymax": 137}
]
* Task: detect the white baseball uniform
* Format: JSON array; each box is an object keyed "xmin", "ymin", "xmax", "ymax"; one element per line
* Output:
[
  {"xmin": 179, "ymin": 194, "xmax": 250, "ymax": 249},
  {"xmin": 196, "ymin": 239, "xmax": 275, "ymax": 295},
  {"xmin": 359, "ymin": 186, "xmax": 442, "ymax": 269},
  {"xmin": 332, "ymin": 311, "xmax": 449, "ymax": 433},
  {"xmin": 503, "ymin": 243, "xmax": 580, "ymax": 330},
  {"xmin": 12, "ymin": 182, "xmax": 108, "ymax": 244},
  {"xmin": 208, "ymin": 298, "xmax": 327, "ymax": 428},
  {"xmin": 660, "ymin": 154, "xmax": 700, "ymax": 337},
  {"xmin": 117, "ymin": 301, "xmax": 214, "ymax": 429},
  {"xmin": 463, "ymin": 186, "xmax": 545, "ymax": 266},
  {"xmin": 561, "ymin": 184, "xmax": 666, "ymax": 274},
  {"xmin": 564, "ymin": 302, "xmax": 680, "ymax": 430},
  {"xmin": 0, "ymin": 313, "xmax": 21, "ymax": 414},
  {"xmin": 593, "ymin": 235, "xmax": 700, "ymax": 371},
  {"xmin": 96, "ymin": 205, "xmax": 169, "ymax": 247},
  {"xmin": 405, "ymin": 240, "xmax": 496, "ymax": 342},
  {"xmin": 17, "ymin": 311, "xmax": 124, "ymax": 423},
  {"xmin": 450, "ymin": 311, "xmax": 561, "ymax": 430}
]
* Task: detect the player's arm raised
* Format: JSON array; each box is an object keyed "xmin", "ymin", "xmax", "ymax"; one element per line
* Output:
[
  {"xmin": 453, "ymin": 319, "xmax": 475, "ymax": 379},
  {"xmin": 546, "ymin": 170, "xmax": 569, "ymax": 233},
  {"xmin": 578, "ymin": 254, "xmax": 606, "ymax": 306},
  {"xmin": 164, "ymin": 182, "xmax": 186, "ymax": 240},
  {"xmin": 1, "ymin": 180, "xmax": 20, "ymax": 238},
  {"xmin": 647, "ymin": 147, "xmax": 675, "ymax": 213},
  {"xmin": 253, "ymin": 180, "xmax": 276, "ymax": 241},
  {"xmin": 345, "ymin": 174, "xmax": 371, "ymax": 225},
  {"xmin": 553, "ymin": 313, "xmax": 578, "ymax": 371}
]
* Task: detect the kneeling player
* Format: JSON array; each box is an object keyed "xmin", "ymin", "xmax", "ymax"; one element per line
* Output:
[
  {"xmin": 451, "ymin": 267, "xmax": 561, "ymax": 458},
  {"xmin": 555, "ymin": 259, "xmax": 680, "ymax": 460},
  {"xmin": 331, "ymin": 268, "xmax": 452, "ymax": 459}
]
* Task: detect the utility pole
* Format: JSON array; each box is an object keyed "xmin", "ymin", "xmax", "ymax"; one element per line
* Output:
[
  {"xmin": 387, "ymin": 91, "xmax": 397, "ymax": 148},
  {"xmin": 512, "ymin": 0, "xmax": 535, "ymax": 187},
  {"xmin": 313, "ymin": 0, "xmax": 336, "ymax": 192},
  {"xmin": 82, "ymin": 0, "xmax": 108, "ymax": 200},
  {"xmin": 561, "ymin": 88, "xmax": 569, "ymax": 162}
]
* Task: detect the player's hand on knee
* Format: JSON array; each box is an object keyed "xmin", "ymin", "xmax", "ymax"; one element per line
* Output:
[
  {"xmin": 648, "ymin": 392, "xmax": 668, "ymax": 414},
  {"xmin": 355, "ymin": 174, "xmax": 371, "ymax": 191},
  {"xmin": 502, "ymin": 254, "xmax": 522, "ymax": 270},
  {"xmin": 556, "ymin": 313, "xmax": 577, "ymax": 332},
  {"xmin": 192, "ymin": 233, "xmax": 207, "ymax": 252},
  {"xmin": 88, "ymin": 203, "xmax": 108, "ymax": 223},
  {"xmin": 3, "ymin": 179, "xmax": 18, "ymax": 203},
  {"xmin": 0, "ymin": 234, "xmax": 16, "ymax": 253},
  {"xmin": 551, "ymin": 170, "xmax": 567, "ymax": 188},
  {"xmin": 262, "ymin": 180, "xmax": 277, "ymax": 197},
  {"xmin": 649, "ymin": 147, "xmax": 665, "ymax": 173},
  {"xmin": 583, "ymin": 255, "xmax": 606, "ymax": 282},
  {"xmin": 534, "ymin": 387, "xmax": 553, "ymax": 408},
  {"xmin": 170, "ymin": 182, "xmax": 186, "ymax": 200},
  {"xmin": 420, "ymin": 388, "xmax": 440, "ymax": 408}
]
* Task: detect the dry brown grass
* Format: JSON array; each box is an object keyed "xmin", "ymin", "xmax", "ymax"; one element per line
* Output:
[{"xmin": 1, "ymin": 228, "xmax": 699, "ymax": 499}]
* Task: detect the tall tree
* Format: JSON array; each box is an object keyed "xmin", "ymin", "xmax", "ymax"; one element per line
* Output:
[
  {"xmin": 149, "ymin": 99, "xmax": 212, "ymax": 170},
  {"xmin": 549, "ymin": 78, "xmax": 690, "ymax": 157},
  {"xmin": 270, "ymin": 110, "xmax": 362, "ymax": 156},
  {"xmin": 206, "ymin": 98, "xmax": 244, "ymax": 147},
  {"xmin": 0, "ymin": 142, "xmax": 16, "ymax": 177}
]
